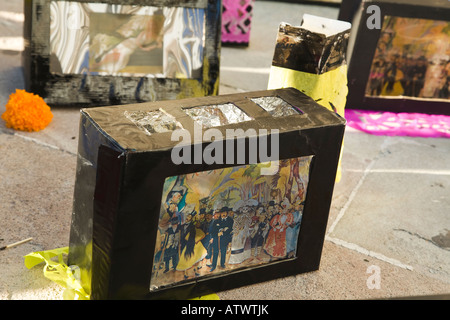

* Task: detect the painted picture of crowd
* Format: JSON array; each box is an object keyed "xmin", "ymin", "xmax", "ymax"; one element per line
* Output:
[
  {"xmin": 366, "ymin": 16, "xmax": 450, "ymax": 100},
  {"xmin": 150, "ymin": 156, "xmax": 313, "ymax": 290}
]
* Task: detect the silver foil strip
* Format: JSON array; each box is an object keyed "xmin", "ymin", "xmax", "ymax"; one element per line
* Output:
[
  {"xmin": 251, "ymin": 96, "xmax": 302, "ymax": 117},
  {"xmin": 124, "ymin": 109, "xmax": 183, "ymax": 135},
  {"xmin": 183, "ymin": 103, "xmax": 254, "ymax": 127}
]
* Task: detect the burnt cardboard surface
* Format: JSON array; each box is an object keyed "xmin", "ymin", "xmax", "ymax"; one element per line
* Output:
[
  {"xmin": 69, "ymin": 87, "xmax": 346, "ymax": 299},
  {"xmin": 271, "ymin": 17, "xmax": 351, "ymax": 75},
  {"xmin": 345, "ymin": 0, "xmax": 450, "ymax": 114}
]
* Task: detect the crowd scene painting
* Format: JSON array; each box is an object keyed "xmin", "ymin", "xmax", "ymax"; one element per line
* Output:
[
  {"xmin": 366, "ymin": 16, "xmax": 450, "ymax": 100},
  {"xmin": 150, "ymin": 156, "xmax": 313, "ymax": 290}
]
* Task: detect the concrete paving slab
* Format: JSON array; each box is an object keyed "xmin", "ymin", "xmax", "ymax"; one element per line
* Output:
[
  {"xmin": 1, "ymin": 0, "xmax": 449, "ymax": 301},
  {"xmin": 219, "ymin": 240, "xmax": 450, "ymax": 300},
  {"xmin": 328, "ymin": 134, "xmax": 450, "ymax": 284},
  {"xmin": 0, "ymin": 132, "xmax": 75, "ymax": 300}
]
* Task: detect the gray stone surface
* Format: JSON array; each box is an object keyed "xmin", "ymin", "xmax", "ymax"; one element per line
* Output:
[{"xmin": 1, "ymin": 0, "xmax": 449, "ymax": 300}]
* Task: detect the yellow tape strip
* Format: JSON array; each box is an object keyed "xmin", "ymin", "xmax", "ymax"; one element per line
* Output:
[
  {"xmin": 268, "ymin": 65, "xmax": 348, "ymax": 116},
  {"xmin": 24, "ymin": 247, "xmax": 219, "ymax": 300},
  {"xmin": 268, "ymin": 65, "xmax": 348, "ymax": 183},
  {"xmin": 24, "ymin": 247, "xmax": 90, "ymax": 300}
]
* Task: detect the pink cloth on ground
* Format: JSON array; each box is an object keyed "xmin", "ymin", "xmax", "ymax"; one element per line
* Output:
[{"xmin": 345, "ymin": 109, "xmax": 450, "ymax": 138}]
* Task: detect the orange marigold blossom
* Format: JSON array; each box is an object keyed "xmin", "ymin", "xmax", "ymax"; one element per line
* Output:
[{"xmin": 1, "ymin": 89, "xmax": 53, "ymax": 132}]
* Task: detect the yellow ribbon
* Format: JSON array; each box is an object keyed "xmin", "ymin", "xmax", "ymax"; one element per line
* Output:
[
  {"xmin": 24, "ymin": 247, "xmax": 90, "ymax": 300},
  {"xmin": 24, "ymin": 247, "xmax": 219, "ymax": 300}
]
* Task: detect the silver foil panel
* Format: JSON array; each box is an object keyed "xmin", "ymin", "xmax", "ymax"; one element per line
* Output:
[
  {"xmin": 183, "ymin": 103, "xmax": 254, "ymax": 127},
  {"xmin": 250, "ymin": 96, "xmax": 303, "ymax": 117},
  {"xmin": 50, "ymin": 1, "xmax": 205, "ymax": 78},
  {"xmin": 124, "ymin": 109, "xmax": 183, "ymax": 135}
]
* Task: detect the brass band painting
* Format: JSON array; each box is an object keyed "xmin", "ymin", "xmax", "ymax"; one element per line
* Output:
[
  {"xmin": 50, "ymin": 1, "xmax": 205, "ymax": 78},
  {"xmin": 366, "ymin": 16, "xmax": 450, "ymax": 100},
  {"xmin": 150, "ymin": 155, "xmax": 313, "ymax": 291}
]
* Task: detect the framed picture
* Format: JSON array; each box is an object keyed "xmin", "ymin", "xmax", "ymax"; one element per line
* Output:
[
  {"xmin": 345, "ymin": 0, "xmax": 450, "ymax": 115},
  {"xmin": 23, "ymin": 0, "xmax": 221, "ymax": 107},
  {"xmin": 68, "ymin": 88, "xmax": 346, "ymax": 299},
  {"xmin": 150, "ymin": 155, "xmax": 313, "ymax": 292}
]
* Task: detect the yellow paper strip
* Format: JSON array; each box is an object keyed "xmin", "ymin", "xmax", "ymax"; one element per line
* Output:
[
  {"xmin": 268, "ymin": 65, "xmax": 347, "ymax": 183},
  {"xmin": 24, "ymin": 247, "xmax": 219, "ymax": 300}
]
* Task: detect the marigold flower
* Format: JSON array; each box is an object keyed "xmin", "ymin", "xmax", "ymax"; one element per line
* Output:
[{"xmin": 1, "ymin": 89, "xmax": 53, "ymax": 132}]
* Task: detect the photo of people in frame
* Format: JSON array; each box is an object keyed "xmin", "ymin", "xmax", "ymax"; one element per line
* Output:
[
  {"xmin": 366, "ymin": 16, "xmax": 450, "ymax": 100},
  {"xmin": 150, "ymin": 156, "xmax": 313, "ymax": 291}
]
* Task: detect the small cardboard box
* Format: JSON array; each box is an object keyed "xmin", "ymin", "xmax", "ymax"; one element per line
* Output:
[
  {"xmin": 267, "ymin": 14, "xmax": 351, "ymax": 183},
  {"xmin": 23, "ymin": 0, "xmax": 221, "ymax": 107},
  {"xmin": 68, "ymin": 87, "xmax": 345, "ymax": 299}
]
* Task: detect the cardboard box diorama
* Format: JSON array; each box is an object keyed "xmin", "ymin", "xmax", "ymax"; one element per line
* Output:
[
  {"xmin": 23, "ymin": 0, "xmax": 221, "ymax": 107},
  {"xmin": 68, "ymin": 87, "xmax": 346, "ymax": 299},
  {"xmin": 343, "ymin": 0, "xmax": 450, "ymax": 115},
  {"xmin": 268, "ymin": 14, "xmax": 351, "ymax": 117},
  {"xmin": 267, "ymin": 14, "xmax": 351, "ymax": 183}
]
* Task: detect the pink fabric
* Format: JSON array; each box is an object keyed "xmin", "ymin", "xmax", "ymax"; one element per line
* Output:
[
  {"xmin": 222, "ymin": 0, "xmax": 254, "ymax": 44},
  {"xmin": 345, "ymin": 109, "xmax": 450, "ymax": 138}
]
